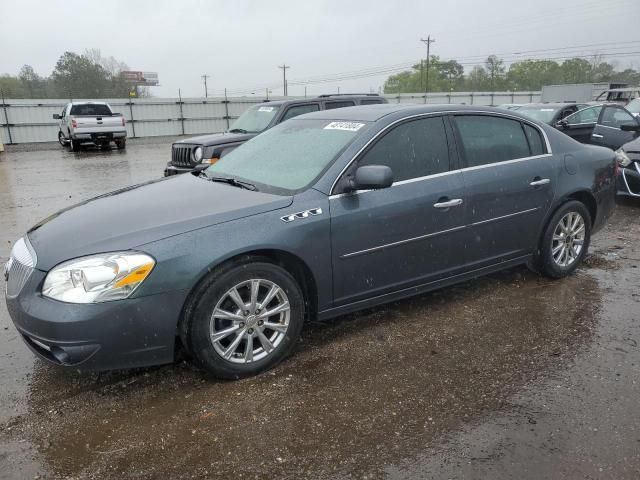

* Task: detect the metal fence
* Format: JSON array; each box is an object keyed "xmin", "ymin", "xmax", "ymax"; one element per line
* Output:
[{"xmin": 0, "ymin": 91, "xmax": 541, "ymax": 144}]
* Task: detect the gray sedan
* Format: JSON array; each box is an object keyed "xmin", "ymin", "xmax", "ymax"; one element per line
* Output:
[{"xmin": 5, "ymin": 104, "xmax": 617, "ymax": 379}]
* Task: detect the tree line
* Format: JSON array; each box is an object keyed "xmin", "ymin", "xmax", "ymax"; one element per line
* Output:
[
  {"xmin": 384, "ymin": 54, "xmax": 640, "ymax": 94},
  {"xmin": 0, "ymin": 50, "xmax": 148, "ymax": 99}
]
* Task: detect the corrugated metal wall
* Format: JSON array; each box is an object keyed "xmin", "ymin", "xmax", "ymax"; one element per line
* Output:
[{"xmin": 0, "ymin": 91, "xmax": 541, "ymax": 144}]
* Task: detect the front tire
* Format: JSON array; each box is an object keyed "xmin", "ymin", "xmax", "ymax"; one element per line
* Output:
[
  {"xmin": 185, "ymin": 261, "xmax": 304, "ymax": 379},
  {"xmin": 58, "ymin": 131, "xmax": 68, "ymax": 147},
  {"xmin": 533, "ymin": 200, "xmax": 591, "ymax": 278}
]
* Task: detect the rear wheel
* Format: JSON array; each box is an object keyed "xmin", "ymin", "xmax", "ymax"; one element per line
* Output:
[
  {"xmin": 533, "ymin": 200, "xmax": 591, "ymax": 278},
  {"xmin": 70, "ymin": 138, "xmax": 80, "ymax": 152},
  {"xmin": 185, "ymin": 261, "xmax": 304, "ymax": 379}
]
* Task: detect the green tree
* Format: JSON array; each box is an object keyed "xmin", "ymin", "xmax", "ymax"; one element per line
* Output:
[
  {"xmin": 19, "ymin": 65, "xmax": 49, "ymax": 98},
  {"xmin": 559, "ymin": 58, "xmax": 592, "ymax": 84},
  {"xmin": 506, "ymin": 59, "xmax": 561, "ymax": 90},
  {"xmin": 51, "ymin": 51, "xmax": 110, "ymax": 98},
  {"xmin": 0, "ymin": 75, "xmax": 25, "ymax": 98},
  {"xmin": 466, "ymin": 65, "xmax": 489, "ymax": 91},
  {"xmin": 485, "ymin": 55, "xmax": 506, "ymax": 90}
]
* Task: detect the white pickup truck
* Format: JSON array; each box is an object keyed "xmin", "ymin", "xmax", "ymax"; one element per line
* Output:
[{"xmin": 54, "ymin": 102, "xmax": 127, "ymax": 151}]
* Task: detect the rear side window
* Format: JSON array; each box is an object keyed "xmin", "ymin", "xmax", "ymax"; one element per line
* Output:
[
  {"xmin": 358, "ymin": 116, "xmax": 449, "ymax": 182},
  {"xmin": 360, "ymin": 99, "xmax": 383, "ymax": 105},
  {"xmin": 454, "ymin": 115, "xmax": 531, "ymax": 167},
  {"xmin": 565, "ymin": 105, "xmax": 602, "ymax": 125},
  {"xmin": 70, "ymin": 104, "xmax": 112, "ymax": 116},
  {"xmin": 324, "ymin": 101, "xmax": 355, "ymax": 110},
  {"xmin": 280, "ymin": 104, "xmax": 320, "ymax": 122},
  {"xmin": 523, "ymin": 124, "xmax": 546, "ymax": 156}
]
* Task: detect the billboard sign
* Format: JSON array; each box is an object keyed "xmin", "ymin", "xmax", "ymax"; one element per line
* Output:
[{"xmin": 121, "ymin": 71, "xmax": 159, "ymax": 86}]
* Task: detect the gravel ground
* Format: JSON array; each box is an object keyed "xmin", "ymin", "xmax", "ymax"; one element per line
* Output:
[{"xmin": 0, "ymin": 140, "xmax": 639, "ymax": 479}]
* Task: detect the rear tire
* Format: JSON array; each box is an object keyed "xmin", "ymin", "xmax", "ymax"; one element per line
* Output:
[
  {"xmin": 184, "ymin": 261, "xmax": 305, "ymax": 379},
  {"xmin": 70, "ymin": 138, "xmax": 80, "ymax": 152},
  {"xmin": 116, "ymin": 139, "xmax": 126, "ymax": 150},
  {"xmin": 532, "ymin": 200, "xmax": 591, "ymax": 278}
]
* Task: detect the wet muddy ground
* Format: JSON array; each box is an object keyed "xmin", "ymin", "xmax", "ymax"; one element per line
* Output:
[{"xmin": 0, "ymin": 140, "xmax": 639, "ymax": 479}]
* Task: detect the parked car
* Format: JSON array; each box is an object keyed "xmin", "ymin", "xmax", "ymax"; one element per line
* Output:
[
  {"xmin": 516, "ymin": 102, "xmax": 588, "ymax": 125},
  {"xmin": 164, "ymin": 94, "xmax": 387, "ymax": 176},
  {"xmin": 614, "ymin": 136, "xmax": 640, "ymax": 197},
  {"xmin": 625, "ymin": 98, "xmax": 640, "ymax": 117},
  {"xmin": 5, "ymin": 105, "xmax": 616, "ymax": 379},
  {"xmin": 54, "ymin": 102, "xmax": 127, "ymax": 151},
  {"xmin": 594, "ymin": 87, "xmax": 640, "ymax": 105},
  {"xmin": 555, "ymin": 103, "xmax": 640, "ymax": 150},
  {"xmin": 497, "ymin": 103, "xmax": 524, "ymax": 111}
]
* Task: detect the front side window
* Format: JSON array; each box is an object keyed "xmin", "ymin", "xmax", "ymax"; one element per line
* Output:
[
  {"xmin": 280, "ymin": 104, "xmax": 320, "ymax": 122},
  {"xmin": 325, "ymin": 101, "xmax": 355, "ymax": 110},
  {"xmin": 358, "ymin": 116, "xmax": 449, "ymax": 182},
  {"xmin": 206, "ymin": 118, "xmax": 367, "ymax": 194},
  {"xmin": 565, "ymin": 105, "xmax": 603, "ymax": 125},
  {"xmin": 454, "ymin": 115, "xmax": 531, "ymax": 167},
  {"xmin": 228, "ymin": 104, "xmax": 280, "ymax": 133}
]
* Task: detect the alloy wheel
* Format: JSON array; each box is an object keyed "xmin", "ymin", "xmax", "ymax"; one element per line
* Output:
[
  {"xmin": 209, "ymin": 279, "xmax": 290, "ymax": 364},
  {"xmin": 551, "ymin": 211, "xmax": 585, "ymax": 267}
]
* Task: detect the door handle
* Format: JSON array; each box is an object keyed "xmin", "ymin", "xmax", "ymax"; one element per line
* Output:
[
  {"xmin": 433, "ymin": 198, "xmax": 463, "ymax": 209},
  {"xmin": 529, "ymin": 178, "xmax": 550, "ymax": 187},
  {"xmin": 592, "ymin": 133, "xmax": 604, "ymax": 139}
]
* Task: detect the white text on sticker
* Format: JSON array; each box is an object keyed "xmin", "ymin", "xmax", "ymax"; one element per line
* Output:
[{"xmin": 324, "ymin": 121, "xmax": 365, "ymax": 131}]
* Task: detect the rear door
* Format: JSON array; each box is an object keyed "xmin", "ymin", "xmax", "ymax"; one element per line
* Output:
[
  {"xmin": 559, "ymin": 105, "xmax": 603, "ymax": 144},
  {"xmin": 452, "ymin": 114, "xmax": 555, "ymax": 267},
  {"xmin": 591, "ymin": 105, "xmax": 640, "ymax": 149},
  {"xmin": 329, "ymin": 115, "xmax": 469, "ymax": 305}
]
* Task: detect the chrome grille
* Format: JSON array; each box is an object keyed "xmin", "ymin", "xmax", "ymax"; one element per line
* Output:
[
  {"xmin": 5, "ymin": 237, "xmax": 36, "ymax": 298},
  {"xmin": 171, "ymin": 144, "xmax": 196, "ymax": 167}
]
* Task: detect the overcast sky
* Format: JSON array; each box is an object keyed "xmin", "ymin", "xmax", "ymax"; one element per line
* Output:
[{"xmin": 1, "ymin": 0, "xmax": 639, "ymax": 98}]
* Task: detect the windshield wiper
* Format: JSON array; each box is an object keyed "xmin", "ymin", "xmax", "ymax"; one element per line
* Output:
[
  {"xmin": 206, "ymin": 175, "xmax": 257, "ymax": 191},
  {"xmin": 227, "ymin": 128, "xmax": 248, "ymax": 134}
]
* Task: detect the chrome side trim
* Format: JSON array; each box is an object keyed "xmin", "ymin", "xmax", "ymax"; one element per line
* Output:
[
  {"xmin": 328, "ymin": 154, "xmax": 553, "ymax": 200},
  {"xmin": 340, "ymin": 225, "xmax": 466, "ymax": 259},
  {"xmin": 329, "ymin": 110, "xmax": 552, "ymax": 195},
  {"xmin": 470, "ymin": 207, "xmax": 540, "ymax": 226}
]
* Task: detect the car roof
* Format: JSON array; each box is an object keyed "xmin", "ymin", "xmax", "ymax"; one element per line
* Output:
[
  {"xmin": 601, "ymin": 87, "xmax": 640, "ymax": 92},
  {"xmin": 518, "ymin": 103, "xmax": 579, "ymax": 109},
  {"xmin": 69, "ymin": 101, "xmax": 109, "ymax": 106},
  {"xmin": 295, "ymin": 103, "xmax": 527, "ymax": 122},
  {"xmin": 254, "ymin": 95, "xmax": 385, "ymax": 108}
]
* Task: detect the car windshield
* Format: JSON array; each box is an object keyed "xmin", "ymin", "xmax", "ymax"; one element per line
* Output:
[
  {"xmin": 626, "ymin": 98, "xmax": 640, "ymax": 115},
  {"xmin": 205, "ymin": 118, "xmax": 368, "ymax": 194},
  {"xmin": 517, "ymin": 106, "xmax": 559, "ymax": 123},
  {"xmin": 227, "ymin": 104, "xmax": 281, "ymax": 133}
]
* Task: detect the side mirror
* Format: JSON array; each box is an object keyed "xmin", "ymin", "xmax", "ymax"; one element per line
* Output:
[
  {"xmin": 52, "ymin": 114, "xmax": 61, "ymax": 120},
  {"xmin": 620, "ymin": 123, "xmax": 640, "ymax": 132},
  {"xmin": 555, "ymin": 119, "xmax": 569, "ymax": 129},
  {"xmin": 349, "ymin": 165, "xmax": 393, "ymax": 191}
]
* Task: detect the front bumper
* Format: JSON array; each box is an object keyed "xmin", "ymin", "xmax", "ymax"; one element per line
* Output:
[
  {"xmin": 164, "ymin": 162, "xmax": 208, "ymax": 177},
  {"xmin": 617, "ymin": 163, "xmax": 640, "ymax": 198},
  {"xmin": 5, "ymin": 269, "xmax": 187, "ymax": 371}
]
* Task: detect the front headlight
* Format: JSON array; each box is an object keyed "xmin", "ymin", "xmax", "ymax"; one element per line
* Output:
[
  {"xmin": 42, "ymin": 252, "xmax": 155, "ymax": 303},
  {"xmin": 193, "ymin": 146, "xmax": 203, "ymax": 163},
  {"xmin": 616, "ymin": 148, "xmax": 631, "ymax": 168}
]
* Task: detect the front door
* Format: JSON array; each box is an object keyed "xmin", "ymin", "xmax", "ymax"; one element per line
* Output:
[
  {"xmin": 452, "ymin": 114, "xmax": 556, "ymax": 267},
  {"xmin": 560, "ymin": 105, "xmax": 603, "ymax": 144},
  {"xmin": 591, "ymin": 105, "xmax": 640, "ymax": 150},
  {"xmin": 330, "ymin": 115, "xmax": 470, "ymax": 306}
]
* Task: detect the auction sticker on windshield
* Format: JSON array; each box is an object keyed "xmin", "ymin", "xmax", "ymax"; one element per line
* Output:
[
  {"xmin": 324, "ymin": 121, "xmax": 365, "ymax": 131},
  {"xmin": 258, "ymin": 106, "xmax": 275, "ymax": 112}
]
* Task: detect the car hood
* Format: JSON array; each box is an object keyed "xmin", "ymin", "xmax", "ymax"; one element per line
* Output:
[
  {"xmin": 28, "ymin": 174, "xmax": 293, "ymax": 270},
  {"xmin": 175, "ymin": 131, "xmax": 256, "ymax": 146}
]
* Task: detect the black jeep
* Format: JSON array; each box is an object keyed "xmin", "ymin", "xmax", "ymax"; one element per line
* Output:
[{"xmin": 164, "ymin": 94, "xmax": 387, "ymax": 176}]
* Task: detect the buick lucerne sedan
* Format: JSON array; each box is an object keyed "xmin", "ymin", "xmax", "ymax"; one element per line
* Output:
[{"xmin": 5, "ymin": 104, "xmax": 616, "ymax": 379}]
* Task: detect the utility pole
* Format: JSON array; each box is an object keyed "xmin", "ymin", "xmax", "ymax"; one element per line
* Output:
[
  {"xmin": 420, "ymin": 35, "xmax": 435, "ymax": 100},
  {"xmin": 201, "ymin": 74, "xmax": 210, "ymax": 98},
  {"xmin": 278, "ymin": 64, "xmax": 290, "ymax": 96}
]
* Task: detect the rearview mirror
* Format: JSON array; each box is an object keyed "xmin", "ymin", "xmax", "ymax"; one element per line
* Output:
[
  {"xmin": 52, "ymin": 114, "xmax": 61, "ymax": 119},
  {"xmin": 349, "ymin": 165, "xmax": 393, "ymax": 191},
  {"xmin": 620, "ymin": 123, "xmax": 640, "ymax": 132}
]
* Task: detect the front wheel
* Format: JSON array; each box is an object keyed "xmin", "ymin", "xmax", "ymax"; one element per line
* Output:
[
  {"xmin": 533, "ymin": 200, "xmax": 591, "ymax": 278},
  {"xmin": 185, "ymin": 261, "xmax": 305, "ymax": 379},
  {"xmin": 58, "ymin": 131, "xmax": 68, "ymax": 147},
  {"xmin": 116, "ymin": 139, "xmax": 126, "ymax": 150}
]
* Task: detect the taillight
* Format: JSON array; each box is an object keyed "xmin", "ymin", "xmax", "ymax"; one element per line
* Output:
[
  {"xmin": 71, "ymin": 119, "xmax": 77, "ymax": 129},
  {"xmin": 122, "ymin": 117, "xmax": 126, "ymax": 127}
]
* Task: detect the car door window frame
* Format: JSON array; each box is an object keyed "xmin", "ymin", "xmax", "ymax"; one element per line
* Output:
[
  {"xmin": 279, "ymin": 103, "xmax": 320, "ymax": 122},
  {"xmin": 450, "ymin": 113, "xmax": 550, "ymax": 171},
  {"xmin": 598, "ymin": 105, "xmax": 639, "ymax": 130}
]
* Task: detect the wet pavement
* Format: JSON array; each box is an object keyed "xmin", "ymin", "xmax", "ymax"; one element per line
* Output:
[{"xmin": 0, "ymin": 140, "xmax": 639, "ymax": 479}]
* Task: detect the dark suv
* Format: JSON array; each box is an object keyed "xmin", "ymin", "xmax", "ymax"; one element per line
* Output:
[{"xmin": 164, "ymin": 94, "xmax": 387, "ymax": 176}]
